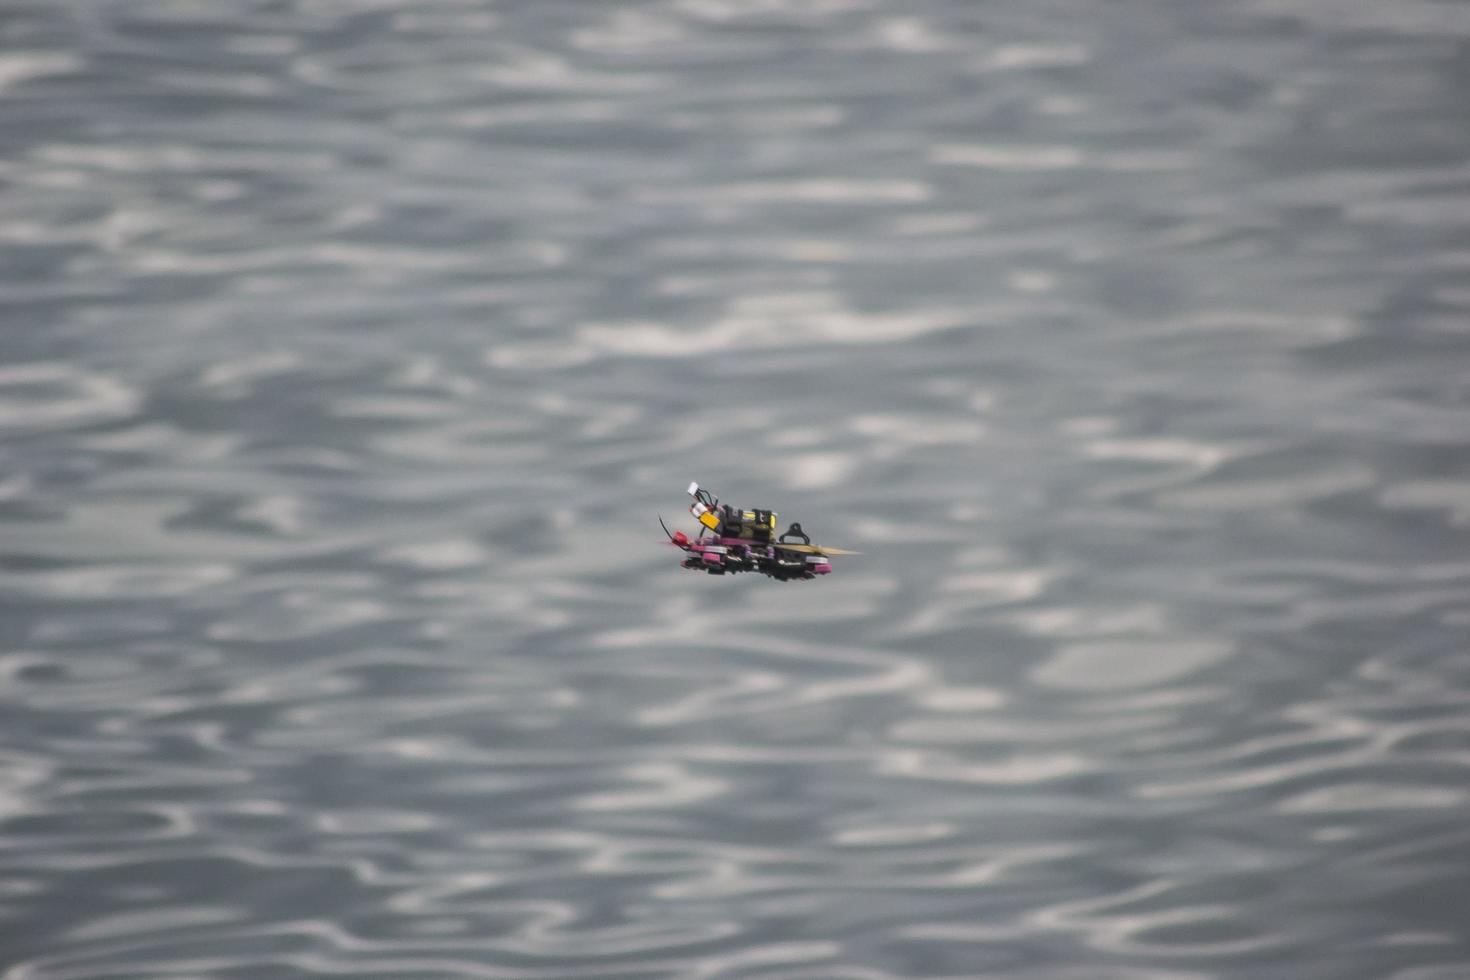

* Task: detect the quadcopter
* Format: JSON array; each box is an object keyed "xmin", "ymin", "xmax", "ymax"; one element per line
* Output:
[{"xmin": 661, "ymin": 482, "xmax": 858, "ymax": 581}]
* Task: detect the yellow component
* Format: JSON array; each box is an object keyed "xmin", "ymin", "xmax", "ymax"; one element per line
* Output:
[
  {"xmin": 769, "ymin": 513, "xmax": 777, "ymax": 528},
  {"xmin": 699, "ymin": 511, "xmax": 720, "ymax": 530},
  {"xmin": 742, "ymin": 511, "xmax": 754, "ymax": 521}
]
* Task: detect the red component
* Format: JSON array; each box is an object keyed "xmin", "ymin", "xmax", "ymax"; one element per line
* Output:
[{"xmin": 672, "ymin": 531, "xmax": 689, "ymax": 548}]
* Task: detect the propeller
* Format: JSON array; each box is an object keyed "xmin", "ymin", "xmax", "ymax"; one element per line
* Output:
[{"xmin": 772, "ymin": 543, "xmax": 861, "ymax": 556}]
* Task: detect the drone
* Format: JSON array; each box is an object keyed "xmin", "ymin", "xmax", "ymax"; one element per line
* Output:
[{"xmin": 661, "ymin": 482, "xmax": 858, "ymax": 581}]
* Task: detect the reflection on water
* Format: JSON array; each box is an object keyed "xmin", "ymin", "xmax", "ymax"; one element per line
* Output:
[{"xmin": 3, "ymin": 0, "xmax": 1470, "ymax": 977}]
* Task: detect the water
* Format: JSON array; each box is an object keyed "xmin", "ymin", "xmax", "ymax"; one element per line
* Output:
[{"xmin": 3, "ymin": 1, "xmax": 1470, "ymax": 977}]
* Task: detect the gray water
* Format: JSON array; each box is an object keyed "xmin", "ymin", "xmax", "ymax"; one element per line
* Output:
[{"xmin": 3, "ymin": 1, "xmax": 1470, "ymax": 977}]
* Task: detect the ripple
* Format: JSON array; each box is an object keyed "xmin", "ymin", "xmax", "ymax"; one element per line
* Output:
[
  {"xmin": 0, "ymin": 363, "xmax": 140, "ymax": 433},
  {"xmin": 877, "ymin": 749, "xmax": 1088, "ymax": 785},
  {"xmin": 379, "ymin": 539, "xmax": 490, "ymax": 571},
  {"xmin": 1278, "ymin": 783, "xmax": 1467, "ymax": 814},
  {"xmin": 64, "ymin": 906, "xmax": 245, "ymax": 942},
  {"xmin": 1156, "ymin": 464, "xmax": 1377, "ymax": 511},
  {"xmin": 931, "ymin": 144, "xmax": 1084, "ymax": 171},
  {"xmin": 0, "ymin": 562, "xmax": 235, "ymax": 600},
  {"xmin": 553, "ymin": 293, "xmax": 972, "ymax": 363},
  {"xmin": 832, "ymin": 822, "xmax": 956, "ymax": 847},
  {"xmin": 1379, "ymin": 480, "xmax": 1470, "ymax": 527},
  {"xmin": 977, "ymin": 43, "xmax": 1092, "ymax": 71},
  {"xmin": 1032, "ymin": 639, "xmax": 1236, "ymax": 692},
  {"xmin": 205, "ymin": 592, "xmax": 390, "ymax": 643}
]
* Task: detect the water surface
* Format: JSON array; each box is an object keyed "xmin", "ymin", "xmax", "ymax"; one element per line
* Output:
[{"xmin": 3, "ymin": 1, "xmax": 1470, "ymax": 977}]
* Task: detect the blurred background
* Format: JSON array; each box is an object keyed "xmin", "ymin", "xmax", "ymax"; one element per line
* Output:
[{"xmin": 3, "ymin": 1, "xmax": 1470, "ymax": 977}]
